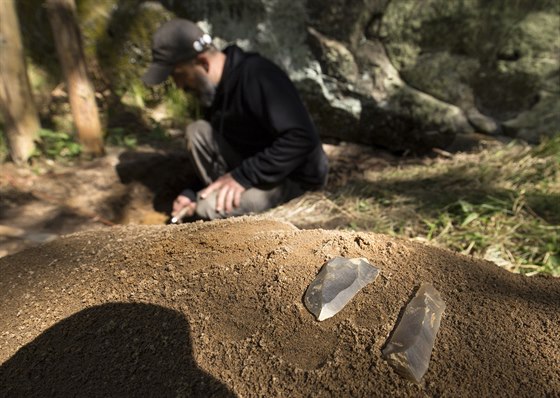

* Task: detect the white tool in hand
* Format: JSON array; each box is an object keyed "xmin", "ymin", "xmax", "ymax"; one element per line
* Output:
[
  {"xmin": 170, "ymin": 189, "xmax": 197, "ymax": 224},
  {"xmin": 170, "ymin": 206, "xmax": 193, "ymax": 224}
]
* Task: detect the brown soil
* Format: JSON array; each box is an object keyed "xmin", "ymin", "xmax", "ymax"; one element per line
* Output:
[
  {"xmin": 0, "ymin": 141, "xmax": 404, "ymax": 257},
  {"xmin": 1, "ymin": 217, "xmax": 559, "ymax": 397},
  {"xmin": 0, "ymin": 146, "xmax": 197, "ymax": 258}
]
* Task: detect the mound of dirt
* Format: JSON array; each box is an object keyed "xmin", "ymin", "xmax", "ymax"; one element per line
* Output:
[{"xmin": 1, "ymin": 217, "xmax": 558, "ymax": 397}]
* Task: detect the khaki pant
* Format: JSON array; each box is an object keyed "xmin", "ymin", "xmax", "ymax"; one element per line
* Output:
[{"xmin": 185, "ymin": 120, "xmax": 306, "ymax": 220}]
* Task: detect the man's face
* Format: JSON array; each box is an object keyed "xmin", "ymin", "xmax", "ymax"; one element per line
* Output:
[{"xmin": 171, "ymin": 61, "xmax": 216, "ymax": 107}]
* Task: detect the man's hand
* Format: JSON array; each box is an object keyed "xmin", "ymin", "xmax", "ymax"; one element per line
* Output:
[
  {"xmin": 199, "ymin": 173, "xmax": 246, "ymax": 214},
  {"xmin": 171, "ymin": 193, "xmax": 196, "ymax": 223}
]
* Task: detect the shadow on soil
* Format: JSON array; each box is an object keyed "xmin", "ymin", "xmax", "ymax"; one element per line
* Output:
[
  {"xmin": 0, "ymin": 303, "xmax": 235, "ymax": 397},
  {"xmin": 116, "ymin": 150, "xmax": 201, "ymax": 215}
]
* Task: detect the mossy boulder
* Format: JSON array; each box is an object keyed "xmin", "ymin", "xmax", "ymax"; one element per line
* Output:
[
  {"xmin": 94, "ymin": 2, "xmax": 173, "ymax": 96},
  {"xmin": 380, "ymin": 0, "xmax": 560, "ymax": 142}
]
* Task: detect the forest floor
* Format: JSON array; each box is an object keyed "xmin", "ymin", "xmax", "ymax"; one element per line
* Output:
[
  {"xmin": 0, "ymin": 134, "xmax": 474, "ymax": 257},
  {"xmin": 1, "ymin": 131, "xmax": 558, "ymax": 275}
]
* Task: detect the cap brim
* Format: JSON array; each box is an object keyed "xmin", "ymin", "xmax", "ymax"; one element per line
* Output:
[{"xmin": 141, "ymin": 63, "xmax": 173, "ymax": 86}]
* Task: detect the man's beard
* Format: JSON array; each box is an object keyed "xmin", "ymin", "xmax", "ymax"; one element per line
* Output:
[{"xmin": 191, "ymin": 71, "xmax": 216, "ymax": 107}]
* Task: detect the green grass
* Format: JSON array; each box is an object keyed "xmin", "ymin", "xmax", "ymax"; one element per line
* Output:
[
  {"xmin": 330, "ymin": 137, "xmax": 560, "ymax": 276},
  {"xmin": 105, "ymin": 127, "xmax": 139, "ymax": 148},
  {"xmin": 34, "ymin": 128, "xmax": 82, "ymax": 159},
  {"xmin": 105, "ymin": 124, "xmax": 173, "ymax": 148}
]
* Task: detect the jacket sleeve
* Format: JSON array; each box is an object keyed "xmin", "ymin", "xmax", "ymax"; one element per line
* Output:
[{"xmin": 230, "ymin": 61, "xmax": 320, "ymax": 188}]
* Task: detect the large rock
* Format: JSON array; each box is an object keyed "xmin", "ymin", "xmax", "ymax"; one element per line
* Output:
[
  {"xmin": 175, "ymin": 0, "xmax": 559, "ymax": 148},
  {"xmin": 301, "ymin": 32, "xmax": 468, "ymax": 151},
  {"xmin": 380, "ymin": 0, "xmax": 560, "ymax": 142}
]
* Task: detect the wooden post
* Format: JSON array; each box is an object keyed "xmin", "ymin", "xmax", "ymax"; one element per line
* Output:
[
  {"xmin": 46, "ymin": 0, "xmax": 104, "ymax": 156},
  {"xmin": 0, "ymin": 0, "xmax": 41, "ymax": 164}
]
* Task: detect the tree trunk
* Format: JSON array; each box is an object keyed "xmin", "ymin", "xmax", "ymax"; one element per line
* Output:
[
  {"xmin": 0, "ymin": 0, "xmax": 41, "ymax": 164},
  {"xmin": 46, "ymin": 0, "xmax": 104, "ymax": 156}
]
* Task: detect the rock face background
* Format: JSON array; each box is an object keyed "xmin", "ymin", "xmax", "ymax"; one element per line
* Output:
[{"xmin": 18, "ymin": 0, "xmax": 560, "ymax": 151}]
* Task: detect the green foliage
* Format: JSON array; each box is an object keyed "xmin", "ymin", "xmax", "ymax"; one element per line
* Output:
[
  {"xmin": 105, "ymin": 127, "xmax": 138, "ymax": 149},
  {"xmin": 34, "ymin": 129, "xmax": 82, "ymax": 160},
  {"xmin": 532, "ymin": 135, "xmax": 560, "ymax": 159},
  {"xmin": 96, "ymin": 2, "xmax": 172, "ymax": 97},
  {"xmin": 424, "ymin": 191, "xmax": 559, "ymax": 275},
  {"xmin": 120, "ymin": 80, "xmax": 150, "ymax": 109},
  {"xmin": 164, "ymin": 85, "xmax": 201, "ymax": 124},
  {"xmin": 105, "ymin": 125, "xmax": 171, "ymax": 149},
  {"xmin": 330, "ymin": 137, "xmax": 560, "ymax": 276},
  {"xmin": 117, "ymin": 79, "xmax": 201, "ymax": 129}
]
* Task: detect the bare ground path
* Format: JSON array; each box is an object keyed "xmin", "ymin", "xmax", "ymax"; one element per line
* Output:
[{"xmin": 0, "ymin": 141, "xmax": 402, "ymax": 257}]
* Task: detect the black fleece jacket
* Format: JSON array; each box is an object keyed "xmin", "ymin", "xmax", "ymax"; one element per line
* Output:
[{"xmin": 207, "ymin": 45, "xmax": 328, "ymax": 189}]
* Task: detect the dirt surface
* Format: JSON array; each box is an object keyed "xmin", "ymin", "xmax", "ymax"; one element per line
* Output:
[
  {"xmin": 0, "ymin": 146, "xmax": 196, "ymax": 257},
  {"xmin": 0, "ymin": 217, "xmax": 559, "ymax": 397},
  {"xmin": 0, "ymin": 141, "xmax": 405, "ymax": 257}
]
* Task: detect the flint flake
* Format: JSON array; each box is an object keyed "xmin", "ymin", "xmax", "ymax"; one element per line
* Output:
[
  {"xmin": 304, "ymin": 257, "xmax": 380, "ymax": 321},
  {"xmin": 382, "ymin": 283, "xmax": 446, "ymax": 383}
]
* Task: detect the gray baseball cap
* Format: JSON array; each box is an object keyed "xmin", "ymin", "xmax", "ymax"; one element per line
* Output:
[{"xmin": 142, "ymin": 19, "xmax": 212, "ymax": 86}]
